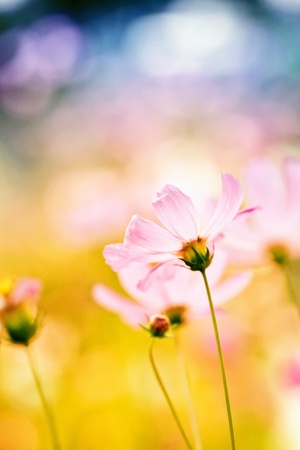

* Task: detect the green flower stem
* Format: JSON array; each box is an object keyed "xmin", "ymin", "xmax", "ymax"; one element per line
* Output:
[
  {"xmin": 282, "ymin": 263, "xmax": 300, "ymax": 320},
  {"xmin": 25, "ymin": 346, "xmax": 61, "ymax": 450},
  {"xmin": 201, "ymin": 269, "xmax": 236, "ymax": 450},
  {"xmin": 149, "ymin": 338, "xmax": 194, "ymax": 450},
  {"xmin": 175, "ymin": 334, "xmax": 203, "ymax": 450}
]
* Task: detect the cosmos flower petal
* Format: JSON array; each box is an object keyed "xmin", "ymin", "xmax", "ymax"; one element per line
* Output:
[
  {"xmin": 205, "ymin": 249, "xmax": 229, "ymax": 286},
  {"xmin": 124, "ymin": 214, "xmax": 183, "ymax": 252},
  {"xmin": 103, "ymin": 242, "xmax": 171, "ymax": 272},
  {"xmin": 153, "ymin": 184, "xmax": 200, "ymax": 241},
  {"xmin": 103, "ymin": 243, "xmax": 138, "ymax": 272},
  {"xmin": 201, "ymin": 174, "xmax": 244, "ymax": 241},
  {"xmin": 212, "ymin": 272, "xmax": 252, "ymax": 307},
  {"xmin": 118, "ymin": 265, "xmax": 169, "ymax": 310},
  {"xmin": 246, "ymin": 157, "xmax": 285, "ymax": 220},
  {"xmin": 137, "ymin": 259, "xmax": 182, "ymax": 292},
  {"xmin": 92, "ymin": 284, "xmax": 149, "ymax": 327}
]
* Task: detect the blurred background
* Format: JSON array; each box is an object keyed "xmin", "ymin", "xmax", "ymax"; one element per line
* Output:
[{"xmin": 0, "ymin": 0, "xmax": 300, "ymax": 448}]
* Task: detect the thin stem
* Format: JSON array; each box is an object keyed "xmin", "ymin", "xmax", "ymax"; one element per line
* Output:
[
  {"xmin": 282, "ymin": 263, "xmax": 300, "ymax": 321},
  {"xmin": 25, "ymin": 346, "xmax": 61, "ymax": 450},
  {"xmin": 175, "ymin": 334, "xmax": 203, "ymax": 450},
  {"xmin": 149, "ymin": 339, "xmax": 194, "ymax": 450},
  {"xmin": 201, "ymin": 270, "xmax": 236, "ymax": 450}
]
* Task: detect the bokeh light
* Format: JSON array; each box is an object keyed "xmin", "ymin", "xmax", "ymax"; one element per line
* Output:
[{"xmin": 1, "ymin": 0, "xmax": 300, "ymax": 448}]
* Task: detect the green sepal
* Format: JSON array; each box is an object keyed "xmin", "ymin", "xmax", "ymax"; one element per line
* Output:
[
  {"xmin": 181, "ymin": 246, "xmax": 213, "ymax": 272},
  {"xmin": 139, "ymin": 324, "xmax": 174, "ymax": 339},
  {"xmin": 4, "ymin": 309, "xmax": 39, "ymax": 346}
]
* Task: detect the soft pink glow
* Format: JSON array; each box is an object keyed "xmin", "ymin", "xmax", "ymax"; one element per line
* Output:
[{"xmin": 94, "ymin": 250, "xmax": 251, "ymax": 328}]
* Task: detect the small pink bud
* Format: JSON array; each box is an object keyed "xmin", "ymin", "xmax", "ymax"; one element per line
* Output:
[{"xmin": 149, "ymin": 314, "xmax": 170, "ymax": 337}]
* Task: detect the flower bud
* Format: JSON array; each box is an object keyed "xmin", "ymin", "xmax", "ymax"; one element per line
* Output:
[
  {"xmin": 0, "ymin": 277, "xmax": 41, "ymax": 346},
  {"xmin": 149, "ymin": 314, "xmax": 171, "ymax": 338},
  {"xmin": 4, "ymin": 306, "xmax": 38, "ymax": 346}
]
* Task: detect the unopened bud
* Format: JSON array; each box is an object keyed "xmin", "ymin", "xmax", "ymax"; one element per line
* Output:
[
  {"xmin": 149, "ymin": 314, "xmax": 170, "ymax": 337},
  {"xmin": 0, "ymin": 276, "xmax": 41, "ymax": 346},
  {"xmin": 4, "ymin": 306, "xmax": 38, "ymax": 346}
]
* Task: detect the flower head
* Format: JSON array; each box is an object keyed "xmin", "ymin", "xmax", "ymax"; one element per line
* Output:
[
  {"xmin": 222, "ymin": 157, "xmax": 300, "ymax": 266},
  {"xmin": 93, "ymin": 250, "xmax": 251, "ymax": 330},
  {"xmin": 0, "ymin": 276, "xmax": 42, "ymax": 345},
  {"xmin": 104, "ymin": 174, "xmax": 247, "ymax": 284}
]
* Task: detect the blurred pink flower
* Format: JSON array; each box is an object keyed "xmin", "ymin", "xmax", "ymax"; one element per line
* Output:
[
  {"xmin": 104, "ymin": 174, "xmax": 249, "ymax": 285},
  {"xmin": 93, "ymin": 250, "xmax": 251, "ymax": 328},
  {"xmin": 280, "ymin": 354, "xmax": 300, "ymax": 389},
  {"xmin": 224, "ymin": 156, "xmax": 300, "ymax": 265},
  {"xmin": 0, "ymin": 277, "xmax": 41, "ymax": 314}
]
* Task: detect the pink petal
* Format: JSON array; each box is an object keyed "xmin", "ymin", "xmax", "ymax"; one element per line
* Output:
[
  {"xmin": 234, "ymin": 206, "xmax": 261, "ymax": 220},
  {"xmin": 201, "ymin": 173, "xmax": 243, "ymax": 241},
  {"xmin": 205, "ymin": 249, "xmax": 228, "ymax": 286},
  {"xmin": 120, "ymin": 263, "xmax": 201, "ymax": 310},
  {"xmin": 246, "ymin": 157, "xmax": 285, "ymax": 220},
  {"xmin": 284, "ymin": 157, "xmax": 300, "ymax": 218},
  {"xmin": 212, "ymin": 271, "xmax": 252, "ymax": 306},
  {"xmin": 103, "ymin": 242, "xmax": 168, "ymax": 271},
  {"xmin": 153, "ymin": 185, "xmax": 199, "ymax": 241},
  {"xmin": 124, "ymin": 214, "xmax": 182, "ymax": 252},
  {"xmin": 137, "ymin": 260, "xmax": 180, "ymax": 292},
  {"xmin": 92, "ymin": 284, "xmax": 149, "ymax": 327},
  {"xmin": 158, "ymin": 264, "xmax": 205, "ymax": 307},
  {"xmin": 118, "ymin": 265, "xmax": 170, "ymax": 310},
  {"xmin": 103, "ymin": 243, "xmax": 137, "ymax": 271}
]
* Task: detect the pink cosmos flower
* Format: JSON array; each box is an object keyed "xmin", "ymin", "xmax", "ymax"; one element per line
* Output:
[
  {"xmin": 223, "ymin": 157, "xmax": 300, "ymax": 266},
  {"xmin": 93, "ymin": 250, "xmax": 251, "ymax": 328},
  {"xmin": 104, "ymin": 174, "xmax": 248, "ymax": 284}
]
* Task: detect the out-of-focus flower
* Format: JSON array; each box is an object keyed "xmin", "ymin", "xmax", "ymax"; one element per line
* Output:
[
  {"xmin": 104, "ymin": 174, "xmax": 250, "ymax": 288},
  {"xmin": 224, "ymin": 156, "xmax": 300, "ymax": 266},
  {"xmin": 93, "ymin": 250, "xmax": 251, "ymax": 329},
  {"xmin": 280, "ymin": 354, "xmax": 300, "ymax": 389},
  {"xmin": 0, "ymin": 277, "xmax": 42, "ymax": 345}
]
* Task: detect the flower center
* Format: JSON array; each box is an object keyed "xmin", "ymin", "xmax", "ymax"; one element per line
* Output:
[
  {"xmin": 163, "ymin": 305, "xmax": 187, "ymax": 326},
  {"xmin": 268, "ymin": 243, "xmax": 290, "ymax": 266},
  {"xmin": 178, "ymin": 238, "xmax": 213, "ymax": 272}
]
